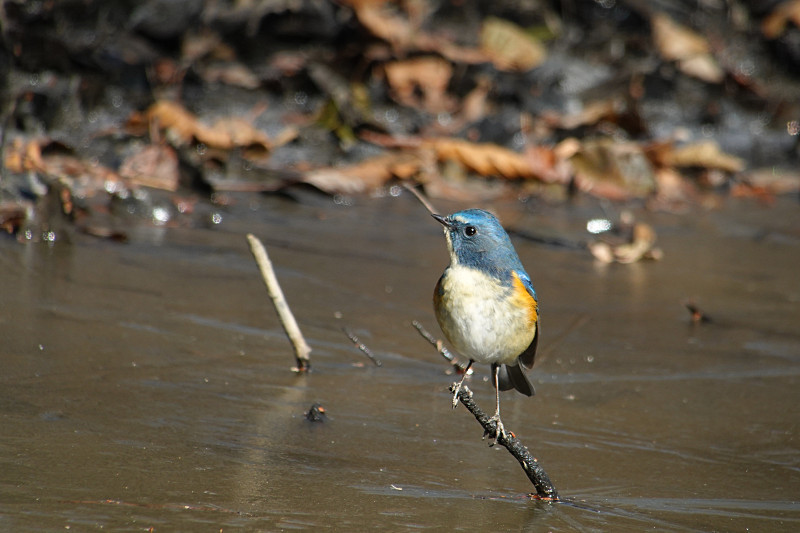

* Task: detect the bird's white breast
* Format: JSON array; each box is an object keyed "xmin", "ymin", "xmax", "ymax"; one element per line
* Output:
[{"xmin": 435, "ymin": 265, "xmax": 535, "ymax": 365}]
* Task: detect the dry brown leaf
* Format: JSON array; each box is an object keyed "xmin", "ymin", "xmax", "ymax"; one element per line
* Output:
[
  {"xmin": 570, "ymin": 139, "xmax": 657, "ymax": 199},
  {"xmin": 678, "ymin": 55, "xmax": 724, "ymax": 84},
  {"xmin": 384, "ymin": 56, "xmax": 454, "ymax": 112},
  {"xmin": 590, "ymin": 222, "xmax": 662, "ymax": 263},
  {"xmin": 346, "ymin": 0, "xmax": 489, "ymax": 64},
  {"xmin": 458, "ymin": 77, "xmax": 492, "ymax": 125},
  {"xmin": 200, "ymin": 62, "xmax": 260, "ymax": 89},
  {"xmin": 651, "ymin": 13, "xmax": 723, "ymax": 83},
  {"xmin": 182, "ymin": 28, "xmax": 223, "ymax": 63},
  {"xmin": 653, "ymin": 166, "xmax": 696, "ymax": 204},
  {"xmin": 480, "ymin": 17, "xmax": 546, "ymax": 72},
  {"xmin": 664, "ymin": 140, "xmax": 744, "ymax": 173},
  {"xmin": 145, "ymin": 100, "xmax": 200, "ymax": 145},
  {"xmin": 303, "ymin": 153, "xmax": 423, "ymax": 194},
  {"xmin": 4, "ymin": 138, "xmax": 44, "ymax": 173},
  {"xmin": 348, "ymin": 0, "xmax": 414, "ymax": 51},
  {"xmin": 144, "ymin": 100, "xmax": 272, "ymax": 152},
  {"xmin": 543, "ymin": 99, "xmax": 620, "ymax": 130},
  {"xmin": 119, "ymin": 144, "xmax": 180, "ymax": 191},
  {"xmin": 425, "ymin": 138, "xmax": 542, "ymax": 180},
  {"xmin": 614, "ymin": 223, "xmax": 658, "ymax": 263},
  {"xmin": 0, "ymin": 201, "xmax": 28, "ymax": 235},
  {"xmin": 652, "ymin": 13, "xmax": 709, "ymax": 60},
  {"xmin": 762, "ymin": 0, "xmax": 800, "ymax": 39}
]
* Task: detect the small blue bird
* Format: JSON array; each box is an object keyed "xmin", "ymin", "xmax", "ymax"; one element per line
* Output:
[{"xmin": 432, "ymin": 209, "xmax": 538, "ymax": 439}]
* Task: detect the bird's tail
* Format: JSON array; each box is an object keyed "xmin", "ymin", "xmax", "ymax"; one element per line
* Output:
[{"xmin": 497, "ymin": 363, "xmax": 535, "ymax": 396}]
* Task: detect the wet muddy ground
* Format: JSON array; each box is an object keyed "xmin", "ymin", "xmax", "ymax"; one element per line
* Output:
[{"xmin": 1, "ymin": 192, "xmax": 798, "ymax": 531}]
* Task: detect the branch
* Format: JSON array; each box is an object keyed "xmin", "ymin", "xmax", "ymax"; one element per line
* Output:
[
  {"xmin": 451, "ymin": 384, "xmax": 559, "ymax": 500},
  {"xmin": 246, "ymin": 233, "xmax": 311, "ymax": 372},
  {"xmin": 343, "ymin": 327, "xmax": 383, "ymax": 366},
  {"xmin": 411, "ymin": 319, "xmax": 464, "ymax": 372}
]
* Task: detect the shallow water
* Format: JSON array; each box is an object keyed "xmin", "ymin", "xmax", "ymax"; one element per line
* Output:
[{"xmin": 1, "ymin": 192, "xmax": 799, "ymax": 531}]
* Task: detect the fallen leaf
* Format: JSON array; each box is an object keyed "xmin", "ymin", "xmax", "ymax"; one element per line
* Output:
[
  {"xmin": 653, "ymin": 166, "xmax": 697, "ymax": 205},
  {"xmin": 348, "ymin": 0, "xmax": 414, "ymax": 52},
  {"xmin": 302, "ymin": 152, "xmax": 423, "ymax": 194},
  {"xmin": 543, "ymin": 99, "xmax": 620, "ymax": 130},
  {"xmin": 590, "ymin": 222, "xmax": 662, "ymax": 263},
  {"xmin": 762, "ymin": 0, "xmax": 800, "ymax": 39},
  {"xmin": 4, "ymin": 138, "xmax": 44, "ymax": 173},
  {"xmin": 424, "ymin": 138, "xmax": 546, "ymax": 180},
  {"xmin": 664, "ymin": 140, "xmax": 745, "ymax": 173},
  {"xmin": 383, "ymin": 56, "xmax": 454, "ymax": 112},
  {"xmin": 119, "ymin": 144, "xmax": 180, "ymax": 191},
  {"xmin": 652, "ymin": 12, "xmax": 710, "ymax": 61},
  {"xmin": 199, "ymin": 62, "xmax": 260, "ymax": 89},
  {"xmin": 651, "ymin": 12, "xmax": 723, "ymax": 83},
  {"xmin": 480, "ymin": 17, "xmax": 547, "ymax": 72},
  {"xmin": 0, "ymin": 201, "xmax": 28, "ymax": 234},
  {"xmin": 142, "ymin": 100, "xmax": 272, "ymax": 153},
  {"xmin": 569, "ymin": 139, "xmax": 657, "ymax": 199}
]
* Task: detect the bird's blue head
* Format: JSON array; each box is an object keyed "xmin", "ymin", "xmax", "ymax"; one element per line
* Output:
[{"xmin": 433, "ymin": 209, "xmax": 526, "ymax": 281}]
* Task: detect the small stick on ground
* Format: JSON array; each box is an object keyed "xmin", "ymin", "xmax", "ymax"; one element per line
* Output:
[
  {"xmin": 412, "ymin": 320, "xmax": 466, "ymax": 373},
  {"xmin": 451, "ymin": 384, "xmax": 559, "ymax": 501},
  {"xmin": 246, "ymin": 233, "xmax": 311, "ymax": 372},
  {"xmin": 343, "ymin": 327, "xmax": 382, "ymax": 367}
]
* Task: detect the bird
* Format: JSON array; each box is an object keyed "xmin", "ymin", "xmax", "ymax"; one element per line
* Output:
[{"xmin": 432, "ymin": 208, "xmax": 538, "ymax": 440}]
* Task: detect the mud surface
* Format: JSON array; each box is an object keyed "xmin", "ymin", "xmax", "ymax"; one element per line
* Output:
[{"xmin": 1, "ymin": 193, "xmax": 798, "ymax": 530}]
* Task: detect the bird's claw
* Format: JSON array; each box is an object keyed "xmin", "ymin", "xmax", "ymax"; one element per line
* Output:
[
  {"xmin": 451, "ymin": 382, "xmax": 462, "ymax": 408},
  {"xmin": 486, "ymin": 414, "xmax": 507, "ymax": 443}
]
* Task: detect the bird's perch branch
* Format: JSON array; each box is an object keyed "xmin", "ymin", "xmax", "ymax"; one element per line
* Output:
[
  {"xmin": 246, "ymin": 233, "xmax": 311, "ymax": 372},
  {"xmin": 451, "ymin": 384, "xmax": 559, "ymax": 500}
]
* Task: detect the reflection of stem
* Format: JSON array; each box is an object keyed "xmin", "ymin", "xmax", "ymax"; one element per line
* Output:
[
  {"xmin": 246, "ymin": 233, "xmax": 311, "ymax": 372},
  {"xmin": 451, "ymin": 384, "xmax": 559, "ymax": 500}
]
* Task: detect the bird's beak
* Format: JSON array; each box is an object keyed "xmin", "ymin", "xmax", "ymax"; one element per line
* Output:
[{"xmin": 431, "ymin": 213, "xmax": 452, "ymax": 228}]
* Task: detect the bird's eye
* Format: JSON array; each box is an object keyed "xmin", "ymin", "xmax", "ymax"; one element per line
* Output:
[{"xmin": 464, "ymin": 225, "xmax": 477, "ymax": 237}]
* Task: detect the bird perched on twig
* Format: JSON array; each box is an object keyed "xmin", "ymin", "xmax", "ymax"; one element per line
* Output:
[{"xmin": 432, "ymin": 209, "xmax": 538, "ymax": 439}]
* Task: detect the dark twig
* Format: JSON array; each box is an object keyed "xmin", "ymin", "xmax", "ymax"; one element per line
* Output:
[
  {"xmin": 343, "ymin": 327, "xmax": 383, "ymax": 367},
  {"xmin": 450, "ymin": 384, "xmax": 559, "ymax": 500}
]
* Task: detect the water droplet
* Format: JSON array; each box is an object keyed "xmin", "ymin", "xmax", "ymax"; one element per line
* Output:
[
  {"xmin": 152, "ymin": 206, "xmax": 170, "ymax": 224},
  {"xmin": 586, "ymin": 218, "xmax": 612, "ymax": 234},
  {"xmin": 384, "ymin": 108, "xmax": 399, "ymax": 123}
]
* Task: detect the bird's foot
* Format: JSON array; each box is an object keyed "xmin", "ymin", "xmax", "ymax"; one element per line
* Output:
[
  {"xmin": 486, "ymin": 414, "xmax": 507, "ymax": 443},
  {"xmin": 451, "ymin": 382, "xmax": 463, "ymax": 408}
]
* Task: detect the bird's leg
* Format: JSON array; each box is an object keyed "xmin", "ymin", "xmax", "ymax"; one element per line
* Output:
[
  {"xmin": 452, "ymin": 360, "xmax": 473, "ymax": 408},
  {"xmin": 488, "ymin": 363, "xmax": 507, "ymax": 440}
]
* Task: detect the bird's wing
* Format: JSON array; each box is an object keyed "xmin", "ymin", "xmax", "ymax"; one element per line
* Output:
[{"xmin": 519, "ymin": 321, "xmax": 538, "ymax": 369}]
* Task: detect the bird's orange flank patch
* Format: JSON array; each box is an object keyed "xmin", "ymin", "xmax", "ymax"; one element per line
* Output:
[{"xmin": 511, "ymin": 271, "xmax": 538, "ymax": 326}]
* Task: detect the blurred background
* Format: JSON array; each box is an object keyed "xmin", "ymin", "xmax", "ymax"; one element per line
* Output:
[{"xmin": 1, "ymin": 1, "xmax": 799, "ymax": 530}]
